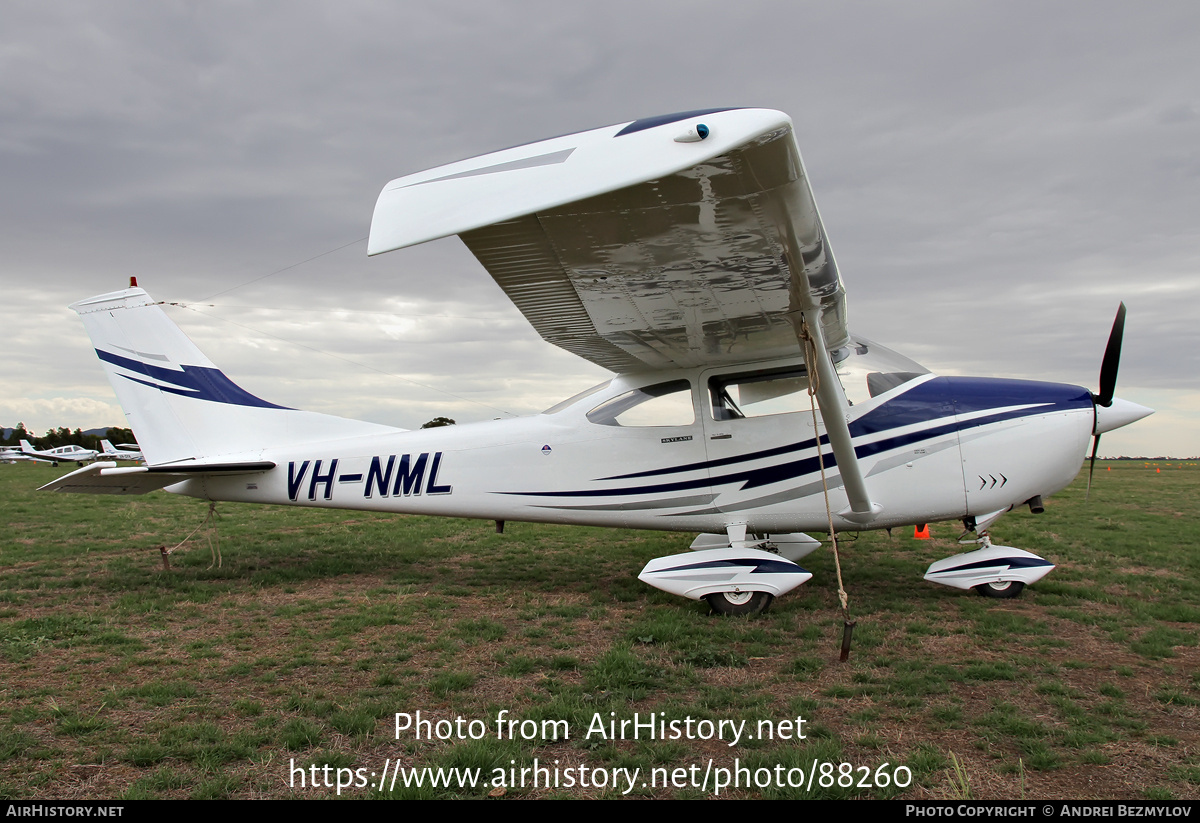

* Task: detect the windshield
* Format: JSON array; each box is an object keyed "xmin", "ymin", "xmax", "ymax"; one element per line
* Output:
[{"xmin": 835, "ymin": 338, "xmax": 929, "ymax": 406}]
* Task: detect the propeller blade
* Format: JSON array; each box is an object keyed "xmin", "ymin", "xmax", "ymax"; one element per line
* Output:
[
  {"xmin": 1096, "ymin": 302, "xmax": 1126, "ymax": 408},
  {"xmin": 1086, "ymin": 433, "xmax": 1101, "ymax": 501}
]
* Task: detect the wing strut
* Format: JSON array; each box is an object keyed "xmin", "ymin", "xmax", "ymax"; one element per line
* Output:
[
  {"xmin": 796, "ymin": 310, "xmax": 871, "ymax": 663},
  {"xmin": 796, "ymin": 311, "xmax": 879, "ymax": 523}
]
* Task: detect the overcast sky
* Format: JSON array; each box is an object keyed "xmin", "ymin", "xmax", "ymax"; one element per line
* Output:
[{"xmin": 2, "ymin": 1, "xmax": 1195, "ymax": 457}]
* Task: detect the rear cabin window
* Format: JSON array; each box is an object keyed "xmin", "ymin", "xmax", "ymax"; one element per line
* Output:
[
  {"xmin": 542, "ymin": 379, "xmax": 612, "ymax": 414},
  {"xmin": 586, "ymin": 380, "xmax": 695, "ymax": 427}
]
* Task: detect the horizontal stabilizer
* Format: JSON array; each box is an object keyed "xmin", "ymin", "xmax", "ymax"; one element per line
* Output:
[{"xmin": 39, "ymin": 461, "xmax": 275, "ymax": 495}]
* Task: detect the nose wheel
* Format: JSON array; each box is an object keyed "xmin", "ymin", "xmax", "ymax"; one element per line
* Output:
[
  {"xmin": 705, "ymin": 590, "xmax": 774, "ymax": 616},
  {"xmin": 974, "ymin": 580, "xmax": 1025, "ymax": 599}
]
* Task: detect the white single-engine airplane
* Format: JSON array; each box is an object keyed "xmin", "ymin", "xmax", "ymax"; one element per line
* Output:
[
  {"xmin": 21, "ymin": 439, "xmax": 99, "ymax": 467},
  {"xmin": 100, "ymin": 440, "xmax": 144, "ymax": 462},
  {"xmin": 44, "ymin": 108, "xmax": 1153, "ymax": 614}
]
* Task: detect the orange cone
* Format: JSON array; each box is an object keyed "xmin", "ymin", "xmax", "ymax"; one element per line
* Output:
[{"xmin": 914, "ymin": 524, "xmax": 930, "ymax": 540}]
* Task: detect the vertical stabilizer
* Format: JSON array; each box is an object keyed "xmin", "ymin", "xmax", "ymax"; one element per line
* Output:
[{"xmin": 71, "ymin": 288, "xmax": 399, "ymax": 465}]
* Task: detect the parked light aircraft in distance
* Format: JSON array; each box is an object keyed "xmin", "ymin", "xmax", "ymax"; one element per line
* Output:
[
  {"xmin": 43, "ymin": 108, "xmax": 1153, "ymax": 614},
  {"xmin": 21, "ymin": 439, "xmax": 99, "ymax": 467},
  {"xmin": 1, "ymin": 447, "xmax": 34, "ymax": 464},
  {"xmin": 100, "ymin": 440, "xmax": 144, "ymax": 462}
]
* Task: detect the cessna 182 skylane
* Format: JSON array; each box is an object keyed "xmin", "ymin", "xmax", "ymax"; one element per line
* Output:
[{"xmin": 43, "ymin": 108, "xmax": 1153, "ymax": 615}]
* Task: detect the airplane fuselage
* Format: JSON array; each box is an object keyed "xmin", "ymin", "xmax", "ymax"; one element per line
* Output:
[{"xmin": 171, "ymin": 344, "xmax": 1095, "ymax": 537}]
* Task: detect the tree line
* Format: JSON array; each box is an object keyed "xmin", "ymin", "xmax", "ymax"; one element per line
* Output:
[{"xmin": 1, "ymin": 423, "xmax": 137, "ymax": 451}]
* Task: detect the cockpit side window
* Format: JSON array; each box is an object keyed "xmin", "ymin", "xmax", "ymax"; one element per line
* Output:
[
  {"xmin": 586, "ymin": 380, "xmax": 695, "ymax": 427},
  {"xmin": 709, "ymin": 366, "xmax": 811, "ymax": 420}
]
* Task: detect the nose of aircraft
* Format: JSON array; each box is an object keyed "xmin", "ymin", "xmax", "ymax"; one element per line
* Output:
[{"xmin": 1094, "ymin": 396, "xmax": 1154, "ymax": 435}]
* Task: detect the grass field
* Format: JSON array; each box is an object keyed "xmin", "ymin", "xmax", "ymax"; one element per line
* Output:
[{"xmin": 1, "ymin": 460, "xmax": 1197, "ymax": 799}]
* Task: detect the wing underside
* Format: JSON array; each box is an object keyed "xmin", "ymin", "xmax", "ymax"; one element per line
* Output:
[
  {"xmin": 370, "ymin": 108, "xmax": 847, "ymax": 371},
  {"xmin": 39, "ymin": 461, "xmax": 276, "ymax": 495}
]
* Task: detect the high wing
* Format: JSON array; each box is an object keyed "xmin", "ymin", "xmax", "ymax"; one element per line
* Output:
[{"xmin": 368, "ymin": 108, "xmax": 847, "ymax": 372}]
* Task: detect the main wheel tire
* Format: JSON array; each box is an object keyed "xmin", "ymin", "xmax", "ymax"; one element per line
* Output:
[
  {"xmin": 705, "ymin": 590, "xmax": 774, "ymax": 616},
  {"xmin": 974, "ymin": 580, "xmax": 1025, "ymax": 599}
]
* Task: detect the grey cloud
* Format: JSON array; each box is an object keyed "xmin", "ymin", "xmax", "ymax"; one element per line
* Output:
[{"xmin": 3, "ymin": 1, "xmax": 1196, "ymax": 454}]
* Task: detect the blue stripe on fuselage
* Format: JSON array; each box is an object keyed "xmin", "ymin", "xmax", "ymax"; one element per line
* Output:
[
  {"xmin": 601, "ymin": 377, "xmax": 1090, "ymax": 483},
  {"xmin": 503, "ymin": 377, "xmax": 1092, "ymax": 499}
]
